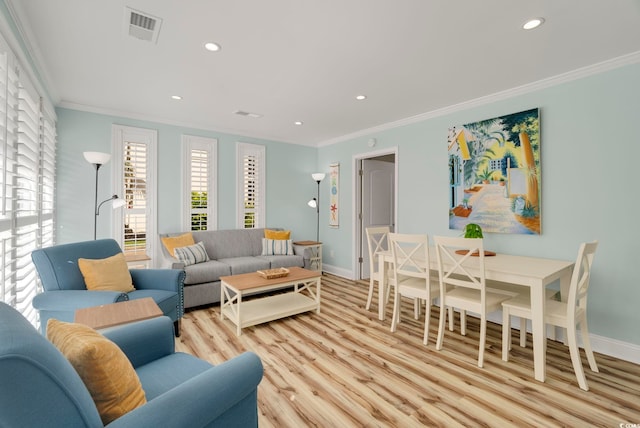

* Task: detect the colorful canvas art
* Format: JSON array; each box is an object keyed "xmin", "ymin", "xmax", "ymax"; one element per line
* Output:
[
  {"xmin": 448, "ymin": 108, "xmax": 541, "ymax": 235},
  {"xmin": 329, "ymin": 163, "xmax": 339, "ymax": 227}
]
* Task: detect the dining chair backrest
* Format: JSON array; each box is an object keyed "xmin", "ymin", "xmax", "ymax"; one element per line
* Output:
[
  {"xmin": 434, "ymin": 235, "xmax": 486, "ymax": 297},
  {"xmin": 366, "ymin": 226, "xmax": 390, "ymax": 277},
  {"xmin": 388, "ymin": 233, "xmax": 430, "ymax": 283},
  {"xmin": 568, "ymin": 241, "xmax": 598, "ymax": 319}
]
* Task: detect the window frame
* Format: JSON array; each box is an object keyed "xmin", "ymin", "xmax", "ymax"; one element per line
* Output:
[
  {"xmin": 236, "ymin": 142, "xmax": 265, "ymax": 229},
  {"xmin": 181, "ymin": 135, "xmax": 217, "ymax": 231},
  {"xmin": 111, "ymin": 124, "xmax": 158, "ymax": 266}
]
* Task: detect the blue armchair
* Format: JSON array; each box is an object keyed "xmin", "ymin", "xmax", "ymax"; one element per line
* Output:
[
  {"xmin": 0, "ymin": 302, "xmax": 263, "ymax": 427},
  {"xmin": 31, "ymin": 239, "xmax": 185, "ymax": 335}
]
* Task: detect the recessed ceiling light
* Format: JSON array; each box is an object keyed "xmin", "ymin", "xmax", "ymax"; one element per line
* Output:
[
  {"xmin": 204, "ymin": 42, "xmax": 221, "ymax": 52},
  {"xmin": 356, "ymin": 95, "xmax": 367, "ymax": 100},
  {"xmin": 523, "ymin": 18, "xmax": 545, "ymax": 30},
  {"xmin": 171, "ymin": 95, "xmax": 182, "ymax": 100},
  {"xmin": 294, "ymin": 121, "xmax": 303, "ymax": 126}
]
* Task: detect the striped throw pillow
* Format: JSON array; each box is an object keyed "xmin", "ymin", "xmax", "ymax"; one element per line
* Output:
[
  {"xmin": 174, "ymin": 241, "xmax": 210, "ymax": 266},
  {"xmin": 261, "ymin": 238, "xmax": 294, "ymax": 256}
]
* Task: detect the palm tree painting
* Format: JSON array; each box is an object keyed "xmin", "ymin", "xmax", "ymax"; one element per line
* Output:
[{"xmin": 448, "ymin": 108, "xmax": 541, "ymax": 235}]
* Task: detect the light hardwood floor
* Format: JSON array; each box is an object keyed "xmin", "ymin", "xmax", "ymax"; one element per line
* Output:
[{"xmin": 176, "ymin": 274, "xmax": 640, "ymax": 427}]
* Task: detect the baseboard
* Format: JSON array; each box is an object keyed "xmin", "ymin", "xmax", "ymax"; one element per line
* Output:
[
  {"xmin": 321, "ymin": 263, "xmax": 352, "ymax": 280},
  {"xmin": 486, "ymin": 313, "xmax": 640, "ymax": 365},
  {"xmin": 321, "ymin": 267, "xmax": 640, "ymax": 365}
]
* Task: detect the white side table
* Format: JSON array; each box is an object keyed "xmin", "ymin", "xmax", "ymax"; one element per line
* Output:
[{"xmin": 293, "ymin": 241, "xmax": 322, "ymax": 272}]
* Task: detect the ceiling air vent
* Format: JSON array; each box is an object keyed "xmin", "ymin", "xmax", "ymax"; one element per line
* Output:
[
  {"xmin": 125, "ymin": 7, "xmax": 162, "ymax": 43},
  {"xmin": 234, "ymin": 110, "xmax": 263, "ymax": 119}
]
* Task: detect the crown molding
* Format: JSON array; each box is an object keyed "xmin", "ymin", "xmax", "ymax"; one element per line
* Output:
[
  {"xmin": 317, "ymin": 51, "xmax": 640, "ymax": 148},
  {"xmin": 57, "ymin": 100, "xmax": 318, "ymax": 147}
]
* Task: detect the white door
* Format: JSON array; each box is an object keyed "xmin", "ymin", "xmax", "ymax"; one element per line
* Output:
[{"xmin": 360, "ymin": 158, "xmax": 395, "ymax": 279}]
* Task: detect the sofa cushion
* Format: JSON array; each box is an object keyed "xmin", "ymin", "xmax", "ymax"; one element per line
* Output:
[
  {"xmin": 78, "ymin": 253, "xmax": 135, "ymax": 293},
  {"xmin": 193, "ymin": 228, "xmax": 265, "ymax": 259},
  {"xmin": 174, "ymin": 241, "xmax": 210, "ymax": 266},
  {"xmin": 258, "ymin": 254, "xmax": 304, "ymax": 269},
  {"xmin": 183, "ymin": 260, "xmax": 231, "ymax": 285},
  {"xmin": 46, "ymin": 319, "xmax": 147, "ymax": 424},
  {"xmin": 218, "ymin": 257, "xmax": 270, "ymax": 275}
]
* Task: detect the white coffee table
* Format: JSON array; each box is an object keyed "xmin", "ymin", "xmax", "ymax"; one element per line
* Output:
[{"xmin": 220, "ymin": 267, "xmax": 321, "ymax": 336}]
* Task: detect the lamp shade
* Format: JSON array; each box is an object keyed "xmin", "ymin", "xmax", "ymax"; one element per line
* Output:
[
  {"xmin": 308, "ymin": 198, "xmax": 317, "ymax": 208},
  {"xmin": 311, "ymin": 172, "xmax": 325, "ymax": 182},
  {"xmin": 112, "ymin": 198, "xmax": 126, "ymax": 209},
  {"xmin": 83, "ymin": 151, "xmax": 111, "ymax": 165}
]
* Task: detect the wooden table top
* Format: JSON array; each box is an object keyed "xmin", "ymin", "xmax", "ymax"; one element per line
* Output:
[
  {"xmin": 220, "ymin": 266, "xmax": 321, "ymax": 291},
  {"xmin": 74, "ymin": 297, "xmax": 162, "ymax": 330}
]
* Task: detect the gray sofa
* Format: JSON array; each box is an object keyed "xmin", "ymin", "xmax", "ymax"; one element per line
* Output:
[{"xmin": 160, "ymin": 228, "xmax": 310, "ymax": 309}]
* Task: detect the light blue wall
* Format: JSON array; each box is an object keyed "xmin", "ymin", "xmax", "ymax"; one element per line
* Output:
[
  {"xmin": 55, "ymin": 108, "xmax": 318, "ymax": 243},
  {"xmin": 317, "ymin": 62, "xmax": 640, "ymax": 345}
]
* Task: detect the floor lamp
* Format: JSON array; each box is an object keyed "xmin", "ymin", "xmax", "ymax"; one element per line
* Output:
[
  {"xmin": 307, "ymin": 173, "xmax": 325, "ymax": 242},
  {"xmin": 84, "ymin": 151, "xmax": 125, "ymax": 240}
]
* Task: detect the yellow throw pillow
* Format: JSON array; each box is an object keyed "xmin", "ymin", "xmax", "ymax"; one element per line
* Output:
[
  {"xmin": 47, "ymin": 319, "xmax": 147, "ymax": 424},
  {"xmin": 161, "ymin": 233, "xmax": 195, "ymax": 257},
  {"xmin": 78, "ymin": 253, "xmax": 135, "ymax": 293},
  {"xmin": 264, "ymin": 229, "xmax": 291, "ymax": 240}
]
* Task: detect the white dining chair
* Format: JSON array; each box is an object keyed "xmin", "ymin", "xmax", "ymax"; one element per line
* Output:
[
  {"xmin": 434, "ymin": 236, "xmax": 511, "ymax": 368},
  {"xmin": 501, "ymin": 241, "xmax": 599, "ymax": 391},
  {"xmin": 365, "ymin": 226, "xmax": 391, "ymax": 311},
  {"xmin": 388, "ymin": 233, "xmax": 440, "ymax": 344}
]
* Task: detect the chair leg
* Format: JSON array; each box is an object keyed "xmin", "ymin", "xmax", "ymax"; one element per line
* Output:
[
  {"xmin": 390, "ymin": 292, "xmax": 400, "ymax": 332},
  {"xmin": 502, "ymin": 308, "xmax": 510, "ymax": 361},
  {"xmin": 365, "ymin": 278, "xmax": 375, "ymax": 310},
  {"xmin": 579, "ymin": 315, "xmax": 599, "ymax": 373},
  {"xmin": 414, "ymin": 298, "xmax": 420, "ymax": 319},
  {"xmin": 436, "ymin": 304, "xmax": 447, "ymax": 350},
  {"xmin": 448, "ymin": 306, "xmax": 453, "ymax": 331},
  {"xmin": 423, "ymin": 302, "xmax": 431, "ymax": 345},
  {"xmin": 460, "ymin": 310, "xmax": 467, "ymax": 336},
  {"xmin": 174, "ymin": 319, "xmax": 181, "ymax": 337},
  {"xmin": 519, "ymin": 317, "xmax": 527, "ymax": 348},
  {"xmin": 478, "ymin": 315, "xmax": 486, "ymax": 368},
  {"xmin": 566, "ymin": 323, "xmax": 589, "ymax": 391}
]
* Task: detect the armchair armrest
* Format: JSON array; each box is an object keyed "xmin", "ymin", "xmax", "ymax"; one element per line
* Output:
[
  {"xmin": 32, "ymin": 290, "xmax": 127, "ymax": 311},
  {"xmin": 107, "ymin": 352, "xmax": 264, "ymax": 428},
  {"xmin": 130, "ymin": 269, "xmax": 185, "ymax": 292},
  {"xmin": 102, "ymin": 316, "xmax": 175, "ymax": 368}
]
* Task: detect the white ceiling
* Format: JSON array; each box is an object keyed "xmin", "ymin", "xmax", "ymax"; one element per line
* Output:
[{"xmin": 8, "ymin": 0, "xmax": 640, "ymax": 146}]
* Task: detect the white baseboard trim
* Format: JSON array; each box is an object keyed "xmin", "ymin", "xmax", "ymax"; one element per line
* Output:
[
  {"xmin": 321, "ymin": 263, "xmax": 353, "ymax": 280},
  {"xmin": 322, "ymin": 266, "xmax": 640, "ymax": 365}
]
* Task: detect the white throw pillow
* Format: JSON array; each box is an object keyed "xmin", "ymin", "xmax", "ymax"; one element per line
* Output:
[
  {"xmin": 174, "ymin": 241, "xmax": 210, "ymax": 266},
  {"xmin": 261, "ymin": 238, "xmax": 294, "ymax": 256}
]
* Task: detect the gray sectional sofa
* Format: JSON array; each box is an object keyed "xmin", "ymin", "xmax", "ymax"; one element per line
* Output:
[{"xmin": 160, "ymin": 228, "xmax": 310, "ymax": 309}]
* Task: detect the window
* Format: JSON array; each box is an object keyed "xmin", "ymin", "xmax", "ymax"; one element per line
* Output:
[
  {"xmin": 112, "ymin": 125, "xmax": 157, "ymax": 266},
  {"xmin": 182, "ymin": 135, "xmax": 217, "ymax": 231},
  {"xmin": 0, "ymin": 36, "xmax": 56, "ymax": 327},
  {"xmin": 236, "ymin": 143, "xmax": 265, "ymax": 229}
]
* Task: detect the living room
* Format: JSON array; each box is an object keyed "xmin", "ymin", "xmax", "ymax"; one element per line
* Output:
[{"xmin": 1, "ymin": 1, "xmax": 640, "ymax": 426}]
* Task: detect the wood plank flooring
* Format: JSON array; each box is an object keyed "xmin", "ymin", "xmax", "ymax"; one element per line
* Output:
[{"xmin": 175, "ymin": 274, "xmax": 640, "ymax": 427}]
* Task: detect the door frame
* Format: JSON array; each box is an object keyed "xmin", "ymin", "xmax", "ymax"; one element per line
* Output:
[{"xmin": 352, "ymin": 146, "xmax": 398, "ymax": 280}]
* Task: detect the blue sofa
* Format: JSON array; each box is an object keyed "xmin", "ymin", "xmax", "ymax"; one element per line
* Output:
[
  {"xmin": 0, "ymin": 302, "xmax": 263, "ymax": 427},
  {"xmin": 31, "ymin": 239, "xmax": 185, "ymax": 335}
]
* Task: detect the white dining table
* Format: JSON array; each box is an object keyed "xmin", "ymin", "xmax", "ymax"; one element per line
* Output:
[{"xmin": 376, "ymin": 249, "xmax": 574, "ymax": 383}]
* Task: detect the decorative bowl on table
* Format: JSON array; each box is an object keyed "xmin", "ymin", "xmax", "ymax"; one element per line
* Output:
[{"xmin": 257, "ymin": 267, "xmax": 290, "ymax": 279}]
